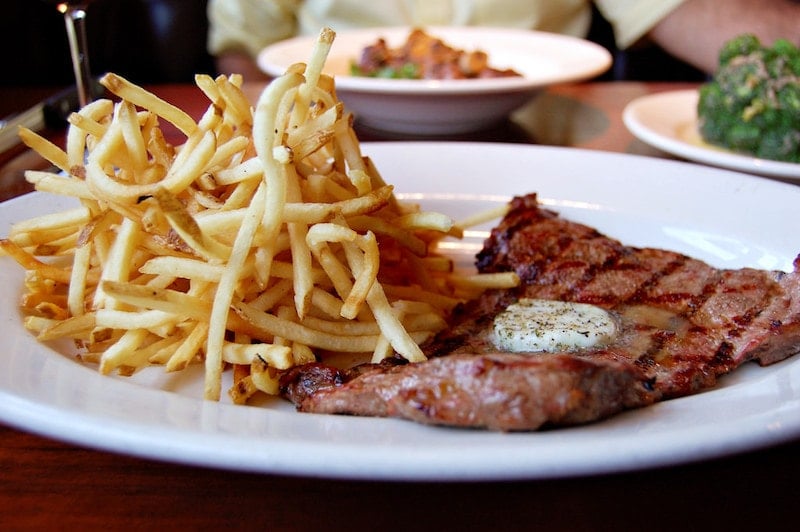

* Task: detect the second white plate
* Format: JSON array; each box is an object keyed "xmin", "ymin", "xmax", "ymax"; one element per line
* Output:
[
  {"xmin": 623, "ymin": 89, "xmax": 800, "ymax": 180},
  {"xmin": 259, "ymin": 27, "xmax": 611, "ymax": 134}
]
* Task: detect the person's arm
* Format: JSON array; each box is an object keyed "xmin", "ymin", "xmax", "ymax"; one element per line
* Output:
[{"xmin": 647, "ymin": 0, "xmax": 800, "ymax": 73}]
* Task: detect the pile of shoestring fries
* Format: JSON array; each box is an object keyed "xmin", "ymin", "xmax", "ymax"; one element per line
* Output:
[{"xmin": 0, "ymin": 28, "xmax": 518, "ymax": 403}]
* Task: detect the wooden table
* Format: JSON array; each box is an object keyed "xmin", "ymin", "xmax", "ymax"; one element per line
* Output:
[{"xmin": 1, "ymin": 81, "xmax": 797, "ymax": 530}]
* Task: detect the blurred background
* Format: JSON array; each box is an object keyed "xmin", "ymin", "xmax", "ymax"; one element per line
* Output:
[
  {"xmin": 1, "ymin": 0, "xmax": 215, "ymax": 86},
  {"xmin": 0, "ymin": 0, "xmax": 704, "ymax": 89}
]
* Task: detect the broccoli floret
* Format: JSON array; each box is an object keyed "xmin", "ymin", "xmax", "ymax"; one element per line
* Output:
[{"xmin": 697, "ymin": 34, "xmax": 800, "ymax": 163}]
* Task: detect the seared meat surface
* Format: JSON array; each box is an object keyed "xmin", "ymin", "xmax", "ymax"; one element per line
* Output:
[{"xmin": 280, "ymin": 194, "xmax": 800, "ymax": 430}]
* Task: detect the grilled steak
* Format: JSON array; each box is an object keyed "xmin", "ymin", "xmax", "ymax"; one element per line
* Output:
[{"xmin": 280, "ymin": 193, "xmax": 800, "ymax": 430}]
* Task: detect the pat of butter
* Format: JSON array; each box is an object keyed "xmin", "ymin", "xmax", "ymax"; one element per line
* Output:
[{"xmin": 492, "ymin": 299, "xmax": 617, "ymax": 353}]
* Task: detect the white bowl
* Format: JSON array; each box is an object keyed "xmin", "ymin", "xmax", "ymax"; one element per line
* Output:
[{"xmin": 257, "ymin": 26, "xmax": 612, "ymax": 134}]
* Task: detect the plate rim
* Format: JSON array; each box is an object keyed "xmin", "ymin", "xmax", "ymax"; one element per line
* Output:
[{"xmin": 622, "ymin": 89, "xmax": 800, "ymax": 180}]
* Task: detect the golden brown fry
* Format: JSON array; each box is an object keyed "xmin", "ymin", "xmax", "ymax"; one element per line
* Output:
[
  {"xmin": 93, "ymin": 218, "xmax": 140, "ymax": 310},
  {"xmin": 286, "ymin": 166, "xmax": 313, "ymax": 318},
  {"xmin": 233, "ymin": 300, "xmax": 380, "ymax": 353},
  {"xmin": 25, "ymin": 171, "xmax": 94, "ymax": 200},
  {"xmin": 249, "ymin": 357, "xmax": 282, "ymax": 396},
  {"xmin": 347, "ymin": 214, "xmax": 427, "ymax": 256},
  {"xmin": 1, "ymin": 239, "xmax": 80, "ymax": 285},
  {"xmin": 100, "ymin": 73, "xmax": 197, "ymax": 137},
  {"xmin": 67, "ymin": 242, "xmax": 92, "ymax": 317},
  {"xmin": 395, "ymin": 212, "xmax": 455, "ymax": 234},
  {"xmin": 66, "ymin": 98, "xmax": 114, "ymax": 167},
  {"xmin": 216, "ymin": 75, "xmax": 254, "ymax": 128},
  {"xmin": 118, "ymin": 100, "xmax": 148, "ymax": 174},
  {"xmin": 99, "ymin": 328, "xmax": 150, "ymax": 374},
  {"xmin": 282, "ymin": 184, "xmax": 394, "ymax": 223},
  {"xmin": 37, "ymin": 313, "xmax": 97, "ymax": 342},
  {"xmin": 165, "ymin": 322, "xmax": 209, "ymax": 372},
  {"xmin": 222, "ymin": 342, "xmax": 292, "ymax": 368},
  {"xmin": 18, "ymin": 127, "xmax": 69, "ymax": 172},
  {"xmin": 150, "ymin": 186, "xmax": 230, "ymax": 261},
  {"xmin": 205, "ymin": 181, "xmax": 267, "ymax": 400},
  {"xmin": 8, "ymin": 207, "xmax": 90, "ymax": 237},
  {"xmin": 448, "ymin": 271, "xmax": 521, "ymax": 289}
]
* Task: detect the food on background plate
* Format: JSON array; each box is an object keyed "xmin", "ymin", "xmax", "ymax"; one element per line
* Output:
[
  {"xmin": 0, "ymin": 27, "xmax": 518, "ymax": 403},
  {"xmin": 697, "ymin": 34, "xmax": 800, "ymax": 163},
  {"xmin": 350, "ymin": 27, "xmax": 522, "ymax": 80},
  {"xmin": 281, "ymin": 194, "xmax": 800, "ymax": 431}
]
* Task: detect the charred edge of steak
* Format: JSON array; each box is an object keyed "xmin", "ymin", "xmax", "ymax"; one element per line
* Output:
[
  {"xmin": 280, "ymin": 353, "xmax": 656, "ymax": 432},
  {"xmin": 279, "ymin": 357, "xmax": 406, "ymax": 406}
]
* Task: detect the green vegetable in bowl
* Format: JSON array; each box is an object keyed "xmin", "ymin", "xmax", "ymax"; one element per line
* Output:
[
  {"xmin": 697, "ymin": 34, "xmax": 800, "ymax": 163},
  {"xmin": 350, "ymin": 61, "xmax": 420, "ymax": 79}
]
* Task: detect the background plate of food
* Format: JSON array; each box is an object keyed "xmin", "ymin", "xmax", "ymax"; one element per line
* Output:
[
  {"xmin": 623, "ymin": 35, "xmax": 800, "ymax": 180},
  {"xmin": 258, "ymin": 26, "xmax": 612, "ymax": 134},
  {"xmin": 2, "ymin": 142, "xmax": 800, "ymax": 481},
  {"xmin": 623, "ymin": 89, "xmax": 800, "ymax": 181}
]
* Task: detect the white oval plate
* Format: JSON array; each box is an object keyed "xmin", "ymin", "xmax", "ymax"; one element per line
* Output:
[
  {"xmin": 258, "ymin": 27, "xmax": 611, "ymax": 134},
  {"xmin": 623, "ymin": 89, "xmax": 800, "ymax": 180},
  {"xmin": 1, "ymin": 142, "xmax": 799, "ymax": 481}
]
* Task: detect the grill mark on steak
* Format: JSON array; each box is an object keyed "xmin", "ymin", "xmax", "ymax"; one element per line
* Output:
[{"xmin": 279, "ymin": 193, "xmax": 800, "ymax": 431}]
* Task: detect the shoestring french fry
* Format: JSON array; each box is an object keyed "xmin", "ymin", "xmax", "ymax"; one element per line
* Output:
[{"xmin": 1, "ymin": 27, "xmax": 520, "ymax": 404}]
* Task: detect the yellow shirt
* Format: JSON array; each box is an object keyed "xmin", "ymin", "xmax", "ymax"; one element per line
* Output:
[{"xmin": 207, "ymin": 0, "xmax": 686, "ymax": 59}]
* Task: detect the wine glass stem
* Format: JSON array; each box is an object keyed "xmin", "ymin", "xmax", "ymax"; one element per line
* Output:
[{"xmin": 62, "ymin": 5, "xmax": 92, "ymax": 107}]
